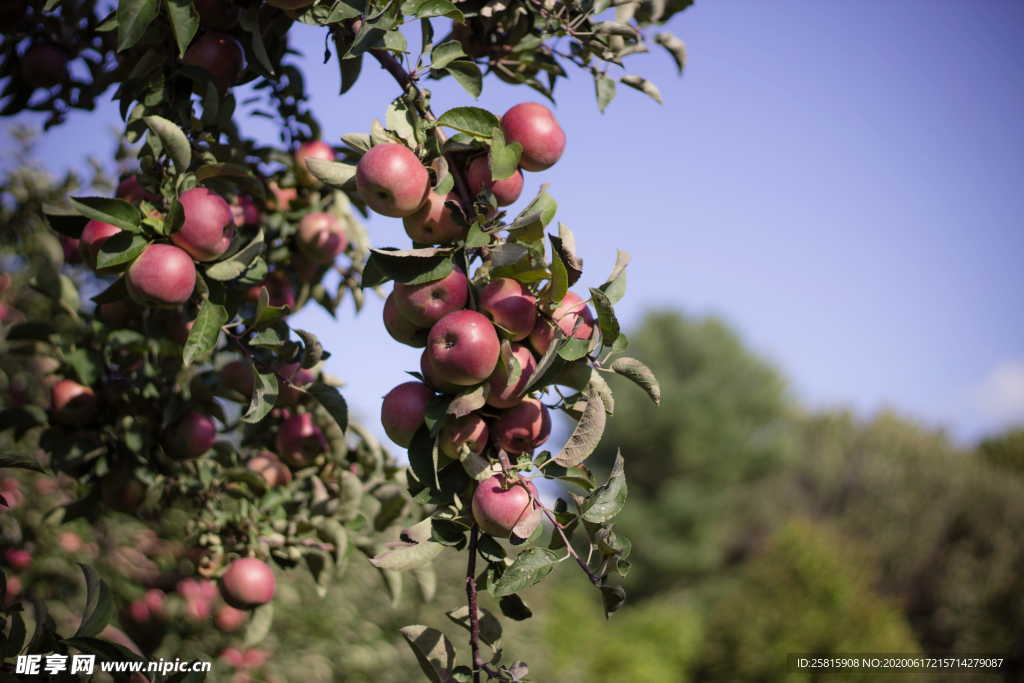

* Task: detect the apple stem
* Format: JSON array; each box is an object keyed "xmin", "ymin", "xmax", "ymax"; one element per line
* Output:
[{"xmin": 466, "ymin": 525, "xmax": 483, "ymax": 682}]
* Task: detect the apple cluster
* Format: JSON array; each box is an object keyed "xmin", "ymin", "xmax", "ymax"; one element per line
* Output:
[{"xmin": 365, "ymin": 103, "xmax": 584, "ymax": 538}]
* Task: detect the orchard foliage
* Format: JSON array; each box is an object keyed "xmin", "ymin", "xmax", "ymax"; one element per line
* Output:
[{"xmin": 1, "ymin": 0, "xmax": 690, "ymax": 679}]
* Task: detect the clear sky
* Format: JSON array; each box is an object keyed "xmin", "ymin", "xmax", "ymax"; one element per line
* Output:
[{"xmin": 6, "ymin": 0, "xmax": 1023, "ymax": 444}]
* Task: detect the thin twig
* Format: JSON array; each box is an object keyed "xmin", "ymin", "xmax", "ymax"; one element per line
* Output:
[
  {"xmin": 466, "ymin": 525, "xmax": 483, "ymax": 682},
  {"xmin": 541, "ymin": 507, "xmax": 601, "ymax": 585}
]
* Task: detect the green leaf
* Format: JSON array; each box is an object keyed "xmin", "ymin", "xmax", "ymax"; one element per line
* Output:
[
  {"xmin": 436, "ymin": 106, "xmax": 500, "ymax": 139},
  {"xmin": 363, "ymin": 247, "xmax": 454, "ymax": 287},
  {"xmin": 144, "ymin": 115, "xmax": 192, "ymax": 172},
  {"xmin": 308, "ymin": 383, "xmax": 349, "ymax": 435},
  {"xmin": 69, "ymin": 196, "xmax": 142, "ymax": 232},
  {"xmin": 464, "ymin": 223, "xmax": 490, "ymax": 248},
  {"xmin": 655, "ymin": 32, "xmax": 687, "ymax": 73},
  {"xmin": 445, "ymin": 60, "xmax": 482, "ymax": 98},
  {"xmin": 195, "ymin": 163, "xmax": 265, "ymax": 200},
  {"xmin": 240, "ymin": 6, "xmax": 275, "ymax": 76},
  {"xmin": 205, "ymin": 229, "xmax": 265, "ymax": 280},
  {"xmin": 599, "ymin": 249, "xmax": 629, "ymax": 304},
  {"xmin": 74, "ymin": 564, "xmax": 114, "ymax": 637},
  {"xmin": 508, "ymin": 184, "xmax": 556, "ymax": 241},
  {"xmin": 588, "ymin": 372, "xmax": 615, "ymax": 415},
  {"xmin": 550, "ymin": 223, "xmax": 582, "ymax": 286},
  {"xmin": 253, "ymin": 287, "xmax": 288, "ymax": 328},
  {"xmin": 594, "ymin": 71, "xmax": 616, "ymax": 113},
  {"xmin": 620, "ymin": 75, "xmax": 664, "ymax": 104},
  {"xmin": 0, "ymin": 451, "xmax": 48, "ymax": 474},
  {"xmin": 242, "ymin": 368, "xmax": 278, "ymax": 423},
  {"xmin": 491, "ymin": 548, "xmax": 560, "ymax": 597},
  {"xmin": 498, "ymin": 593, "xmax": 533, "ymax": 621},
  {"xmin": 610, "ymin": 357, "xmax": 661, "ymax": 405},
  {"xmin": 117, "ymin": 0, "xmax": 159, "ymax": 51},
  {"xmin": 306, "ymin": 158, "xmax": 357, "ymax": 189},
  {"xmin": 44, "ymin": 210, "xmax": 88, "ymax": 239},
  {"xmin": 403, "ymin": 0, "xmax": 464, "ymax": 22},
  {"xmin": 399, "ymin": 625, "xmax": 456, "ymax": 683},
  {"xmin": 601, "ymin": 584, "xmax": 627, "ymax": 618},
  {"xmin": 549, "ymin": 251, "xmax": 569, "ymax": 310},
  {"xmin": 446, "ymin": 606, "xmax": 502, "ymax": 648},
  {"xmin": 554, "ymin": 388, "xmax": 606, "ymax": 467},
  {"xmin": 370, "ymin": 540, "xmax": 443, "ymax": 571},
  {"xmin": 95, "ymin": 232, "xmax": 148, "ymax": 271},
  {"xmin": 488, "ymin": 126, "xmax": 522, "ymax": 180},
  {"xmin": 447, "ymin": 384, "xmax": 487, "ymax": 418},
  {"xmin": 182, "ymin": 298, "xmax": 226, "ymax": 367},
  {"xmin": 589, "ymin": 287, "xmax": 620, "ymax": 346},
  {"xmin": 164, "ymin": 0, "xmax": 198, "ymax": 57},
  {"xmin": 430, "ymin": 40, "xmax": 466, "ymax": 70},
  {"xmin": 581, "ymin": 452, "xmax": 627, "ymax": 523}
]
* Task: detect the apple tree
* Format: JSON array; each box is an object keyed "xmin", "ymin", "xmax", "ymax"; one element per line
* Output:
[{"xmin": 1, "ymin": 0, "xmax": 690, "ymax": 679}]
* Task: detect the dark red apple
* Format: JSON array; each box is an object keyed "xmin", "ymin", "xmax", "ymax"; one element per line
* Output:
[
  {"xmin": 183, "ymin": 32, "xmax": 245, "ymax": 94},
  {"xmin": 232, "ymin": 195, "xmax": 261, "ymax": 227},
  {"xmin": 380, "ymin": 381, "xmax": 433, "ymax": 447},
  {"xmin": 21, "ymin": 43, "xmax": 68, "ymax": 89},
  {"xmin": 51, "ymin": 379, "xmax": 98, "ymax": 426},
  {"xmin": 221, "ymin": 360, "xmax": 254, "ymax": 399},
  {"xmin": 439, "ymin": 413, "xmax": 489, "ymax": 460},
  {"xmin": 275, "ymin": 361, "xmax": 315, "ymax": 406},
  {"xmin": 419, "ymin": 350, "xmax": 464, "ymax": 395},
  {"xmin": 116, "ymin": 175, "xmax": 160, "ymax": 203},
  {"xmin": 392, "ymin": 268, "xmax": 468, "ymax": 328},
  {"xmin": 402, "ymin": 192, "xmax": 464, "ymax": 244},
  {"xmin": 275, "ymin": 412, "xmax": 326, "ymax": 467},
  {"xmin": 170, "ymin": 411, "xmax": 217, "ymax": 459},
  {"xmin": 487, "ymin": 343, "xmax": 537, "ymax": 409},
  {"xmin": 472, "ymin": 474, "xmax": 542, "ymax": 538},
  {"xmin": 172, "ymin": 187, "xmax": 235, "ymax": 261},
  {"xmin": 219, "ymin": 557, "xmax": 275, "ymax": 609},
  {"xmin": 426, "ymin": 310, "xmax": 500, "ymax": 386},
  {"xmin": 383, "ymin": 293, "xmax": 428, "ymax": 348},
  {"xmin": 492, "ymin": 397, "xmax": 550, "ymax": 454},
  {"xmin": 479, "ymin": 277, "xmax": 537, "ymax": 341},
  {"xmin": 500, "ymin": 102, "xmax": 566, "ymax": 172},
  {"xmin": 529, "ymin": 291, "xmax": 595, "ymax": 356},
  {"xmin": 466, "ymin": 156, "xmax": 524, "ymax": 206},
  {"xmin": 356, "ymin": 143, "xmax": 430, "ymax": 217},
  {"xmin": 127, "ymin": 244, "xmax": 196, "ymax": 307}
]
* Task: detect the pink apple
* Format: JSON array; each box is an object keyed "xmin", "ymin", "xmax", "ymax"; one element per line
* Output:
[
  {"xmin": 294, "ymin": 140, "xmax": 335, "ymax": 187},
  {"xmin": 472, "ymin": 474, "xmax": 542, "ymax": 538},
  {"xmin": 466, "ymin": 156, "xmax": 524, "ymax": 206},
  {"xmin": 116, "ymin": 175, "xmax": 160, "ymax": 203},
  {"xmin": 79, "ymin": 220, "xmax": 122, "ymax": 269},
  {"xmin": 487, "ymin": 343, "xmax": 537, "ymax": 409},
  {"xmin": 3, "ymin": 548, "xmax": 31, "ymax": 572},
  {"xmin": 380, "ymin": 381, "xmax": 433, "ymax": 447},
  {"xmin": 219, "ymin": 558, "xmax": 275, "ymax": 609},
  {"xmin": 383, "ymin": 293, "xmax": 428, "ymax": 347},
  {"xmin": 274, "ymin": 412, "xmax": 326, "ymax": 467},
  {"xmin": 232, "ymin": 195, "xmax": 261, "ymax": 227},
  {"xmin": 127, "ymin": 244, "xmax": 196, "ymax": 307},
  {"xmin": 402, "ymin": 192, "xmax": 465, "ymax": 244},
  {"xmin": 392, "ymin": 268, "xmax": 469, "ymax": 328},
  {"xmin": 492, "ymin": 397, "xmax": 551, "ymax": 454},
  {"xmin": 356, "ymin": 143, "xmax": 430, "ymax": 217},
  {"xmin": 426, "ymin": 310, "xmax": 500, "ymax": 386},
  {"xmin": 276, "ymin": 361, "xmax": 315, "ymax": 406},
  {"xmin": 170, "ymin": 411, "xmax": 217, "ymax": 459},
  {"xmin": 479, "ymin": 277, "xmax": 537, "ymax": 341},
  {"xmin": 214, "ymin": 603, "xmax": 248, "ymax": 632},
  {"xmin": 296, "ymin": 212, "xmax": 347, "ymax": 263},
  {"xmin": 528, "ymin": 291, "xmax": 595, "ymax": 356},
  {"xmin": 172, "ymin": 187, "xmax": 235, "ymax": 261},
  {"xmin": 439, "ymin": 413, "xmax": 489, "ymax": 460},
  {"xmin": 500, "ymin": 102, "xmax": 566, "ymax": 172}
]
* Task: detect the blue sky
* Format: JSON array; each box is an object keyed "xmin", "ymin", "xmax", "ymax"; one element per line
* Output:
[{"xmin": 6, "ymin": 0, "xmax": 1023, "ymax": 443}]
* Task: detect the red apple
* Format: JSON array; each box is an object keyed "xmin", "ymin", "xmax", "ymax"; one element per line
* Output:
[
  {"xmin": 500, "ymin": 102, "xmax": 566, "ymax": 172},
  {"xmin": 380, "ymin": 381, "xmax": 433, "ymax": 447},
  {"xmin": 0, "ymin": 479, "xmax": 23, "ymax": 511},
  {"xmin": 528, "ymin": 291, "xmax": 595, "ymax": 356},
  {"xmin": 58, "ymin": 531, "xmax": 82, "ymax": 553},
  {"xmin": 426, "ymin": 310, "xmax": 500, "ymax": 386},
  {"xmin": 492, "ymin": 397, "xmax": 550, "ymax": 454},
  {"xmin": 96, "ymin": 300, "xmax": 137, "ymax": 328},
  {"xmin": 402, "ymin": 192, "xmax": 464, "ymax": 244},
  {"xmin": 61, "ymin": 236, "xmax": 81, "ymax": 264},
  {"xmin": 183, "ymin": 32, "xmax": 245, "ymax": 94},
  {"xmin": 3, "ymin": 549, "xmax": 31, "ymax": 572},
  {"xmin": 296, "ymin": 212, "xmax": 347, "ymax": 263},
  {"xmin": 276, "ymin": 361, "xmax": 315, "ymax": 406},
  {"xmin": 221, "ymin": 360, "xmax": 254, "ymax": 399},
  {"xmin": 51, "ymin": 379, "xmax": 98, "ymax": 426},
  {"xmin": 246, "ymin": 451, "xmax": 292, "ymax": 488},
  {"xmin": 0, "ymin": 273, "xmax": 11, "ymax": 294},
  {"xmin": 21, "ymin": 43, "xmax": 68, "ymax": 89},
  {"xmin": 195, "ymin": 0, "xmax": 239, "ymax": 29},
  {"xmin": 275, "ymin": 412, "xmax": 326, "ymax": 467},
  {"xmin": 172, "ymin": 187, "xmax": 235, "ymax": 261},
  {"xmin": 392, "ymin": 268, "xmax": 469, "ymax": 328},
  {"xmin": 439, "ymin": 413, "xmax": 489, "ymax": 460},
  {"xmin": 294, "ymin": 140, "xmax": 335, "ymax": 187},
  {"xmin": 383, "ymin": 293, "xmax": 428, "ymax": 347},
  {"xmin": 479, "ymin": 277, "xmax": 537, "ymax": 341},
  {"xmin": 219, "ymin": 558, "xmax": 275, "ymax": 609},
  {"xmin": 466, "ymin": 156, "xmax": 524, "ymax": 206},
  {"xmin": 419, "ymin": 350, "xmax": 464, "ymax": 395},
  {"xmin": 127, "ymin": 244, "xmax": 196, "ymax": 307},
  {"xmin": 116, "ymin": 175, "xmax": 160, "ymax": 204},
  {"xmin": 78, "ymin": 221, "xmax": 123, "ymax": 269},
  {"xmin": 101, "ymin": 468, "xmax": 147, "ymax": 513},
  {"xmin": 232, "ymin": 195, "xmax": 261, "ymax": 227},
  {"xmin": 472, "ymin": 474, "xmax": 542, "ymax": 538},
  {"xmin": 214, "ymin": 603, "xmax": 248, "ymax": 632},
  {"xmin": 356, "ymin": 143, "xmax": 429, "ymax": 217},
  {"xmin": 487, "ymin": 343, "xmax": 537, "ymax": 409},
  {"xmin": 170, "ymin": 411, "xmax": 217, "ymax": 459}
]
